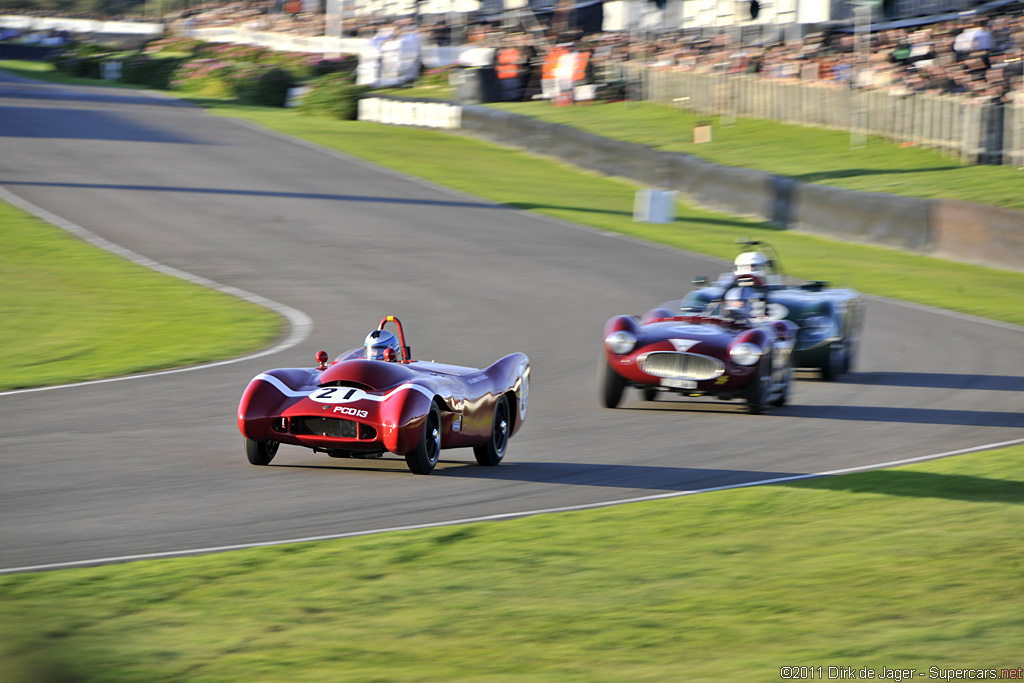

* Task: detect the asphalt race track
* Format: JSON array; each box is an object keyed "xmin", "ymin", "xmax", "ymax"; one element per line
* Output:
[{"xmin": 2, "ymin": 73, "xmax": 1023, "ymax": 573}]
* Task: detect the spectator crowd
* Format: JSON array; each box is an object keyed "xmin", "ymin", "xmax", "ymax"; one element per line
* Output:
[{"xmin": 4, "ymin": 0, "xmax": 1023, "ymax": 105}]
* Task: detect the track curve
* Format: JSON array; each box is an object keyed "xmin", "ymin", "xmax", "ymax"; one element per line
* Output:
[{"xmin": 2, "ymin": 74, "xmax": 1023, "ymax": 572}]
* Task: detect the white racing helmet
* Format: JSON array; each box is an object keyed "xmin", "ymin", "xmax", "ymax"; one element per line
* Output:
[
  {"xmin": 364, "ymin": 329, "xmax": 400, "ymax": 361},
  {"xmin": 733, "ymin": 251, "xmax": 771, "ymax": 277}
]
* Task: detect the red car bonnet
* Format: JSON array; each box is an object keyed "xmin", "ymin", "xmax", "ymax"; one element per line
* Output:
[{"xmin": 317, "ymin": 358, "xmax": 421, "ymax": 392}]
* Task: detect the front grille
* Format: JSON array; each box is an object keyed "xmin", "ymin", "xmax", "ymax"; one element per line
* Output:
[
  {"xmin": 639, "ymin": 352, "xmax": 724, "ymax": 380},
  {"xmin": 293, "ymin": 417, "xmax": 358, "ymax": 438}
]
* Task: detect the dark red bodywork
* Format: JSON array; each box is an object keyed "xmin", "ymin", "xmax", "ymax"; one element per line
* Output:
[
  {"xmin": 238, "ymin": 317, "xmax": 529, "ymax": 465},
  {"xmin": 601, "ymin": 277, "xmax": 798, "ymax": 412}
]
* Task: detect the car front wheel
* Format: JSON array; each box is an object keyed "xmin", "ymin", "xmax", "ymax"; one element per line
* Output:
[
  {"xmin": 245, "ymin": 438, "xmax": 279, "ymax": 466},
  {"xmin": 771, "ymin": 356, "xmax": 794, "ymax": 407},
  {"xmin": 600, "ymin": 357, "xmax": 626, "ymax": 409},
  {"xmin": 746, "ymin": 356, "xmax": 773, "ymax": 414},
  {"xmin": 406, "ymin": 403, "xmax": 442, "ymax": 475}
]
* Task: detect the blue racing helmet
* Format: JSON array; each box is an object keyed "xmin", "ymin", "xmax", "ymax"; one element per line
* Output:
[
  {"xmin": 724, "ymin": 285, "xmax": 754, "ymax": 310},
  {"xmin": 364, "ymin": 329, "xmax": 400, "ymax": 361}
]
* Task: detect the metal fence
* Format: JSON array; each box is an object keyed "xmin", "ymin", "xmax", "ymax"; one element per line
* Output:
[{"xmin": 630, "ymin": 68, "xmax": 1023, "ymax": 166}]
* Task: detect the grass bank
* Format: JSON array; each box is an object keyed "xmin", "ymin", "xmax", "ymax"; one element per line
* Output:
[
  {"xmin": 2, "ymin": 445, "xmax": 1021, "ymax": 681},
  {"xmin": 0, "ymin": 198, "xmax": 282, "ymax": 392},
  {"xmin": 487, "ymin": 99, "xmax": 1024, "ymax": 212}
]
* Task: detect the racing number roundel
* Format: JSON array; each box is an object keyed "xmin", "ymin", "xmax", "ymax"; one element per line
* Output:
[{"xmin": 309, "ymin": 387, "xmax": 368, "ymax": 404}]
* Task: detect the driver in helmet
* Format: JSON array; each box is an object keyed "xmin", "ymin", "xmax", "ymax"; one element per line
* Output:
[
  {"xmin": 721, "ymin": 281, "xmax": 767, "ymax": 321},
  {"xmin": 722, "ymin": 286, "xmax": 753, "ymax": 318},
  {"xmin": 364, "ymin": 329, "xmax": 401, "ymax": 361},
  {"xmin": 733, "ymin": 251, "xmax": 772, "ymax": 278}
]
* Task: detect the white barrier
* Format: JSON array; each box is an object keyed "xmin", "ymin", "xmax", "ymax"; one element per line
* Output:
[
  {"xmin": 185, "ymin": 26, "xmax": 468, "ymax": 67},
  {"xmin": 0, "ymin": 14, "xmax": 162, "ymax": 35},
  {"xmin": 358, "ymin": 97, "xmax": 461, "ymax": 130},
  {"xmin": 186, "ymin": 26, "xmax": 364, "ymax": 56},
  {"xmin": 633, "ymin": 189, "xmax": 677, "ymax": 224}
]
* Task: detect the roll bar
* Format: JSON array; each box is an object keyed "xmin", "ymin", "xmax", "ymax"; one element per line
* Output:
[{"xmin": 377, "ymin": 315, "xmax": 412, "ymax": 362}]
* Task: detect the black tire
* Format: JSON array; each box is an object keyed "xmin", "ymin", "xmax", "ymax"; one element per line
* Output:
[
  {"xmin": 771, "ymin": 356, "xmax": 794, "ymax": 407},
  {"xmin": 821, "ymin": 342, "xmax": 846, "ymax": 382},
  {"xmin": 600, "ymin": 358, "xmax": 626, "ymax": 409},
  {"xmin": 642, "ymin": 387, "xmax": 659, "ymax": 402},
  {"xmin": 474, "ymin": 395, "xmax": 509, "ymax": 466},
  {"xmin": 842, "ymin": 337, "xmax": 856, "ymax": 374},
  {"xmin": 245, "ymin": 438, "xmax": 278, "ymax": 466},
  {"xmin": 405, "ymin": 402, "xmax": 441, "ymax": 475},
  {"xmin": 746, "ymin": 356, "xmax": 772, "ymax": 414}
]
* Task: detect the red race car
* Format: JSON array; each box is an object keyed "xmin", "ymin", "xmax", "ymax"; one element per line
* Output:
[
  {"xmin": 601, "ymin": 275, "xmax": 797, "ymax": 414},
  {"xmin": 238, "ymin": 316, "xmax": 530, "ymax": 474}
]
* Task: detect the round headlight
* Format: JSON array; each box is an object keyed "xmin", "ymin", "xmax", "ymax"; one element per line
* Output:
[
  {"xmin": 729, "ymin": 342, "xmax": 762, "ymax": 366},
  {"xmin": 605, "ymin": 330, "xmax": 637, "ymax": 355}
]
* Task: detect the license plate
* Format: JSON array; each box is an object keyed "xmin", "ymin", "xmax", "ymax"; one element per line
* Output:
[{"xmin": 662, "ymin": 378, "xmax": 697, "ymax": 389}]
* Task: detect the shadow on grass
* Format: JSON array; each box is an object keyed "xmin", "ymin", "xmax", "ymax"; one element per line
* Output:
[
  {"xmin": 777, "ymin": 469, "xmax": 1024, "ymax": 505},
  {"xmin": 0, "ymin": 67, "xmax": 167, "ymax": 94},
  {"xmin": 793, "ymin": 166, "xmax": 962, "ymax": 183}
]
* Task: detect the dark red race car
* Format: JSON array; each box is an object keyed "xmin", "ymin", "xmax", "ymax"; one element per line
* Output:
[
  {"xmin": 601, "ymin": 275, "xmax": 797, "ymax": 414},
  {"xmin": 238, "ymin": 316, "xmax": 530, "ymax": 474}
]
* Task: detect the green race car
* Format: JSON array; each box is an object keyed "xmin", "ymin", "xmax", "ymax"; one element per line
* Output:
[{"xmin": 678, "ymin": 241, "xmax": 865, "ymax": 381}]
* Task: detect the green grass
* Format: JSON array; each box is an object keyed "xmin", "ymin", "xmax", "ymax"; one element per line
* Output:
[
  {"xmin": 0, "ymin": 199, "xmax": 282, "ymax": 392},
  {"xmin": 486, "ymin": 100, "xmax": 1024, "ymax": 211},
  {"xmin": 1, "ymin": 445, "xmax": 1021, "ymax": 681}
]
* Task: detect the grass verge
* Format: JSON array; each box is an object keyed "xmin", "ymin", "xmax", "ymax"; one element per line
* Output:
[
  {"xmin": 1, "ymin": 445, "xmax": 1021, "ymax": 681},
  {"xmin": 486, "ymin": 99, "xmax": 1024, "ymax": 212},
  {"xmin": 0, "ymin": 198, "xmax": 282, "ymax": 392}
]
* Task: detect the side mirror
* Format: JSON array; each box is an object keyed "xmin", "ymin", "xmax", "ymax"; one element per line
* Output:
[{"xmin": 691, "ymin": 276, "xmax": 707, "ymax": 287}]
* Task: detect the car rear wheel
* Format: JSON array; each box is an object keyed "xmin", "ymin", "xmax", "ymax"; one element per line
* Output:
[
  {"xmin": 642, "ymin": 387, "xmax": 659, "ymax": 402},
  {"xmin": 600, "ymin": 357, "xmax": 626, "ymax": 409},
  {"xmin": 245, "ymin": 438, "xmax": 279, "ymax": 466},
  {"xmin": 746, "ymin": 356, "xmax": 773, "ymax": 414},
  {"xmin": 821, "ymin": 342, "xmax": 846, "ymax": 382},
  {"xmin": 842, "ymin": 337, "xmax": 856, "ymax": 374},
  {"xmin": 474, "ymin": 395, "xmax": 509, "ymax": 467},
  {"xmin": 405, "ymin": 403, "xmax": 441, "ymax": 475}
]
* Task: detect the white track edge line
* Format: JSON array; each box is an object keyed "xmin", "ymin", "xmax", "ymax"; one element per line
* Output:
[
  {"xmin": 2, "ymin": 437, "xmax": 1020, "ymax": 575},
  {"xmin": 0, "ymin": 186, "xmax": 313, "ymax": 397}
]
